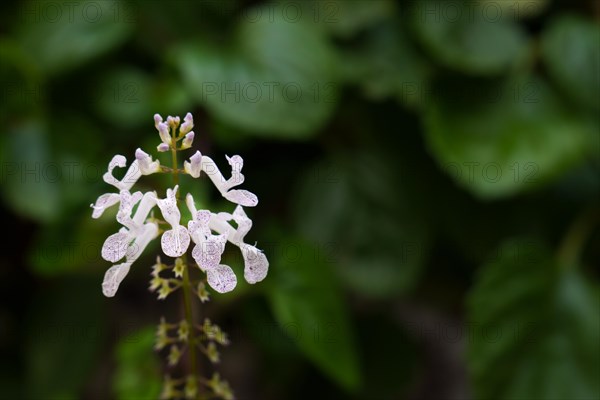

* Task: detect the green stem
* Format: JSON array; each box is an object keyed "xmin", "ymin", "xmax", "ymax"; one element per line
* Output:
[
  {"xmin": 182, "ymin": 256, "xmax": 198, "ymax": 379},
  {"xmin": 171, "ymin": 145, "xmax": 179, "ymax": 189},
  {"xmin": 169, "ymin": 128, "xmax": 199, "ymax": 389},
  {"xmin": 557, "ymin": 205, "xmax": 599, "ymax": 268}
]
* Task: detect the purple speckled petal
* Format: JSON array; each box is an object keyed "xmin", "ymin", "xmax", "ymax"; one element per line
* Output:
[
  {"xmin": 241, "ymin": 244, "xmax": 268, "ymax": 284},
  {"xmin": 206, "ymin": 264, "xmax": 237, "ymax": 293},
  {"xmin": 91, "ymin": 193, "xmax": 120, "ymax": 218},
  {"xmin": 102, "ymin": 262, "xmax": 131, "ymax": 297},
  {"xmin": 161, "ymin": 226, "xmax": 190, "ymax": 257},
  {"xmin": 102, "ymin": 231, "xmax": 131, "ymax": 263},
  {"xmin": 223, "ymin": 189, "xmax": 258, "ymax": 207},
  {"xmin": 192, "ymin": 233, "xmax": 227, "ymax": 271}
]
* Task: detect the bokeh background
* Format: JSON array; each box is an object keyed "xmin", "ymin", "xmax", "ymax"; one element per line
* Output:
[{"xmin": 1, "ymin": 0, "xmax": 599, "ymax": 399}]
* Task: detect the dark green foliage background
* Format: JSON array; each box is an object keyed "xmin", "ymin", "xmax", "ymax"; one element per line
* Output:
[{"xmin": 0, "ymin": 1, "xmax": 598, "ymax": 399}]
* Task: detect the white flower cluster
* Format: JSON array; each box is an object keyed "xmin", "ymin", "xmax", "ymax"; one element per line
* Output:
[{"xmin": 91, "ymin": 113, "xmax": 268, "ymax": 297}]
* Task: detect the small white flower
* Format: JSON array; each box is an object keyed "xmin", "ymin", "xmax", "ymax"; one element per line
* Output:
[
  {"xmin": 181, "ymin": 131, "xmax": 195, "ymax": 149},
  {"xmin": 154, "ymin": 113, "xmax": 162, "ymax": 129},
  {"xmin": 135, "ymin": 148, "xmax": 161, "ymax": 175},
  {"xmin": 184, "ymin": 151, "xmax": 202, "ymax": 178},
  {"xmin": 102, "ymin": 223, "xmax": 159, "ymax": 297},
  {"xmin": 217, "ymin": 206, "xmax": 252, "ymax": 244},
  {"xmin": 102, "ymin": 190, "xmax": 153, "ymax": 263},
  {"xmin": 91, "ymin": 155, "xmax": 142, "ymax": 219},
  {"xmin": 187, "ymin": 194, "xmax": 268, "ymax": 289},
  {"xmin": 101, "ymin": 190, "xmax": 159, "ymax": 297},
  {"xmin": 180, "ymin": 112, "xmax": 194, "ymax": 135},
  {"xmin": 167, "ymin": 115, "xmax": 180, "ymax": 129},
  {"xmin": 188, "ymin": 210, "xmax": 228, "ymax": 272},
  {"xmin": 157, "ymin": 143, "xmax": 170, "ymax": 152},
  {"xmin": 154, "ymin": 113, "xmax": 172, "ymax": 149},
  {"xmin": 199, "ymin": 155, "xmax": 258, "ymax": 207},
  {"xmin": 156, "ymin": 186, "xmax": 191, "ymax": 257}
]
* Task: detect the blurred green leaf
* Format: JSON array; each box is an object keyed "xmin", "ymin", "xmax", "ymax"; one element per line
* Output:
[
  {"xmin": 266, "ymin": 236, "xmax": 361, "ymax": 391},
  {"xmin": 0, "ymin": 37, "xmax": 39, "ymax": 81},
  {"xmin": 29, "ymin": 208, "xmax": 115, "ymax": 274},
  {"xmin": 424, "ymin": 75, "xmax": 593, "ymax": 198},
  {"xmin": 47, "ymin": 114, "xmax": 108, "ymax": 209},
  {"xmin": 410, "ymin": 0, "xmax": 530, "ymax": 75},
  {"xmin": 467, "ymin": 239, "xmax": 600, "ymax": 400},
  {"xmin": 340, "ymin": 20, "xmax": 433, "ymax": 110},
  {"xmin": 1, "ymin": 120, "xmax": 61, "ymax": 222},
  {"xmin": 113, "ymin": 326, "xmax": 162, "ymax": 400},
  {"xmin": 95, "ymin": 70, "xmax": 195, "ymax": 128},
  {"xmin": 315, "ymin": 0, "xmax": 395, "ymax": 38},
  {"xmin": 294, "ymin": 151, "xmax": 430, "ymax": 298},
  {"xmin": 151, "ymin": 77, "xmax": 194, "ymax": 118},
  {"xmin": 0, "ymin": 38, "xmax": 43, "ymax": 123},
  {"xmin": 16, "ymin": 0, "xmax": 133, "ymax": 76},
  {"xmin": 174, "ymin": 5, "xmax": 338, "ymax": 138},
  {"xmin": 541, "ymin": 14, "xmax": 600, "ymax": 111},
  {"xmin": 133, "ymin": 0, "xmax": 239, "ymax": 56},
  {"xmin": 25, "ymin": 277, "xmax": 107, "ymax": 399},
  {"xmin": 95, "ymin": 68, "xmax": 153, "ymax": 128}
]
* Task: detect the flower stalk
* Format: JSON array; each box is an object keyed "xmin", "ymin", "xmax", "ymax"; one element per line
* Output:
[
  {"xmin": 182, "ymin": 256, "xmax": 198, "ymax": 384},
  {"xmin": 91, "ymin": 112, "xmax": 268, "ymax": 399}
]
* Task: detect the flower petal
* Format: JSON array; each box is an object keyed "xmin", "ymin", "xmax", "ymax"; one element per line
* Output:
[
  {"xmin": 226, "ymin": 154, "xmax": 243, "ymax": 170},
  {"xmin": 102, "ymin": 231, "xmax": 131, "ymax": 262},
  {"xmin": 103, "ymin": 155, "xmax": 127, "ymax": 187},
  {"xmin": 232, "ymin": 206, "xmax": 252, "ymax": 242},
  {"xmin": 154, "ymin": 113, "xmax": 163, "ymax": 127},
  {"xmin": 184, "ymin": 151, "xmax": 202, "ymax": 178},
  {"xmin": 241, "ymin": 244, "xmax": 269, "ymax": 284},
  {"xmin": 157, "ymin": 121, "xmax": 171, "ymax": 145},
  {"xmin": 188, "ymin": 210, "xmax": 213, "ymax": 245},
  {"xmin": 127, "ymin": 223, "xmax": 158, "ymax": 262},
  {"xmin": 199, "ymin": 156, "xmax": 228, "ymax": 193},
  {"xmin": 223, "ymin": 189, "xmax": 258, "ymax": 207},
  {"xmin": 132, "ymin": 191, "xmax": 157, "ymax": 226},
  {"xmin": 206, "ymin": 264, "xmax": 237, "ymax": 293},
  {"xmin": 157, "ymin": 143, "xmax": 170, "ymax": 152},
  {"xmin": 122, "ymin": 160, "xmax": 142, "ymax": 189},
  {"xmin": 91, "ymin": 193, "xmax": 120, "ymax": 218},
  {"xmin": 181, "ymin": 131, "xmax": 194, "ymax": 149},
  {"xmin": 161, "ymin": 226, "xmax": 190, "ymax": 257},
  {"xmin": 156, "ymin": 186, "xmax": 181, "ymax": 227},
  {"xmin": 185, "ymin": 193, "xmax": 198, "ymax": 216},
  {"xmin": 192, "ymin": 233, "xmax": 227, "ymax": 271},
  {"xmin": 102, "ymin": 155, "xmax": 142, "ymax": 190},
  {"xmin": 102, "ymin": 262, "xmax": 131, "ymax": 297},
  {"xmin": 116, "ymin": 190, "xmax": 143, "ymax": 230},
  {"xmin": 135, "ymin": 148, "xmax": 160, "ymax": 175},
  {"xmin": 224, "ymin": 155, "xmax": 244, "ymax": 189},
  {"xmin": 180, "ymin": 112, "xmax": 194, "ymax": 135}
]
